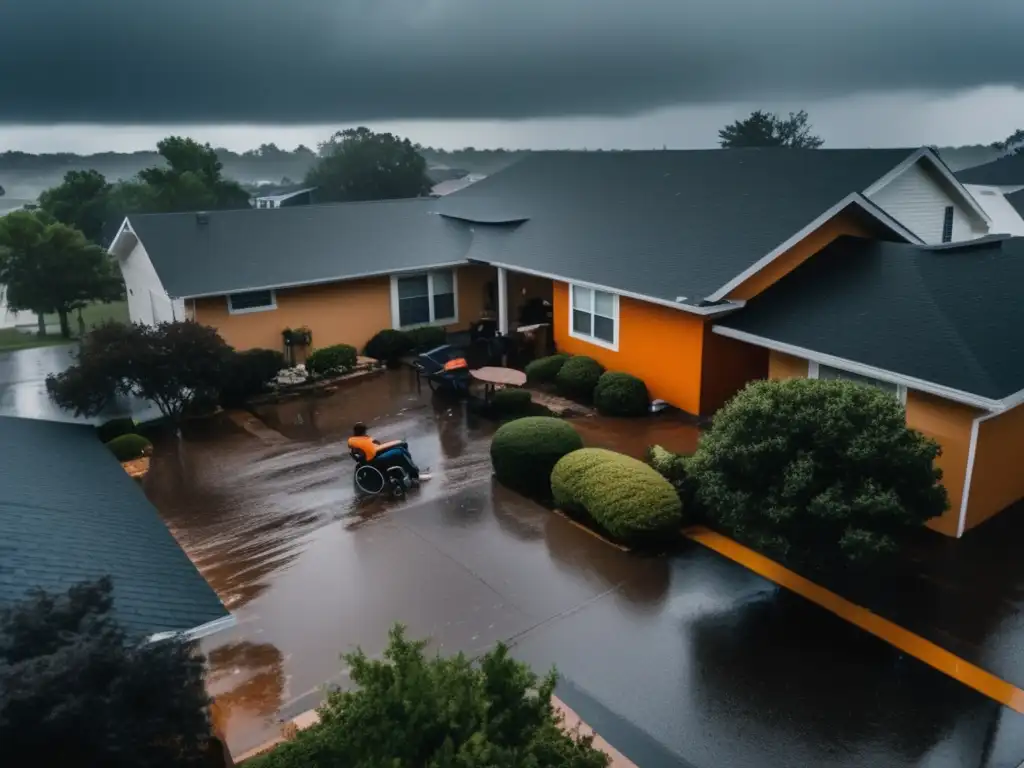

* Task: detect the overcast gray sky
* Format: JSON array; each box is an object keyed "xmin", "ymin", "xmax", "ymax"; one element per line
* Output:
[{"xmin": 1, "ymin": 0, "xmax": 1023, "ymax": 151}]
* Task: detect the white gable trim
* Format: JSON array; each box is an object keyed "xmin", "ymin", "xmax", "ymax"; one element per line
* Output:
[
  {"xmin": 705, "ymin": 192, "xmax": 924, "ymax": 303},
  {"xmin": 147, "ymin": 614, "xmax": 236, "ymax": 644}
]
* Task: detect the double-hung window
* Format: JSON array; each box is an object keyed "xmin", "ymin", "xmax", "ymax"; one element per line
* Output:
[
  {"xmin": 569, "ymin": 284, "xmax": 618, "ymax": 349},
  {"xmin": 227, "ymin": 289, "xmax": 276, "ymax": 314},
  {"xmin": 393, "ymin": 269, "xmax": 457, "ymax": 328},
  {"xmin": 810, "ymin": 362, "xmax": 906, "ymax": 404}
]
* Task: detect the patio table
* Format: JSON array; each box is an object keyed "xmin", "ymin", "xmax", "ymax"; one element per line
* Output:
[{"xmin": 470, "ymin": 366, "xmax": 527, "ymax": 401}]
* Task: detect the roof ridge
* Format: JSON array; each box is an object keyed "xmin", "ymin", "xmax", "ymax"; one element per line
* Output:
[{"xmin": 128, "ymin": 196, "xmax": 432, "ymax": 220}]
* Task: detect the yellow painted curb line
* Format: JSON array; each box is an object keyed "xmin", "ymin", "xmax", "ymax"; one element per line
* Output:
[{"xmin": 684, "ymin": 525, "xmax": 1024, "ymax": 714}]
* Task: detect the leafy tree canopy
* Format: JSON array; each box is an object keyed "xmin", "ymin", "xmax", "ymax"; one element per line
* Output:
[
  {"xmin": 718, "ymin": 109, "xmax": 825, "ymax": 149},
  {"xmin": 991, "ymin": 128, "xmax": 1024, "ymax": 155},
  {"xmin": 0, "ymin": 209, "xmax": 122, "ymax": 337},
  {"xmin": 37, "ymin": 169, "xmax": 113, "ymax": 244},
  {"xmin": 305, "ymin": 127, "xmax": 433, "ymax": 203},
  {"xmin": 0, "ymin": 578, "xmax": 215, "ymax": 768},
  {"xmin": 46, "ymin": 320, "xmax": 231, "ymax": 422}
]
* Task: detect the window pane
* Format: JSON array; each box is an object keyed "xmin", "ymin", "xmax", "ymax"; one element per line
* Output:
[
  {"xmin": 593, "ymin": 315, "xmax": 615, "ymax": 343},
  {"xmin": 229, "ymin": 290, "xmax": 274, "ymax": 310},
  {"xmin": 572, "ymin": 285, "xmax": 592, "ymax": 311},
  {"xmin": 431, "ymin": 269, "xmax": 454, "ymax": 295},
  {"xmin": 572, "ymin": 309, "xmax": 592, "ymax": 336},
  {"xmin": 398, "ymin": 275, "xmax": 429, "ymax": 300},
  {"xmin": 433, "ymin": 292, "xmax": 456, "ymax": 321},
  {"xmin": 594, "ymin": 290, "xmax": 615, "ymax": 318},
  {"xmin": 819, "ymin": 365, "xmax": 897, "ymax": 394},
  {"xmin": 399, "ymin": 296, "xmax": 430, "ymax": 326}
]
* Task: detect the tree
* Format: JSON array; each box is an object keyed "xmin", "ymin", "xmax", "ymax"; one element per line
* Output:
[
  {"xmin": 991, "ymin": 128, "xmax": 1024, "ymax": 155},
  {"xmin": 718, "ymin": 109, "xmax": 824, "ymax": 149},
  {"xmin": 687, "ymin": 378, "xmax": 948, "ymax": 565},
  {"xmin": 37, "ymin": 169, "xmax": 113, "ymax": 244},
  {"xmin": 305, "ymin": 127, "xmax": 432, "ymax": 203},
  {"xmin": 46, "ymin": 321, "xmax": 231, "ymax": 423},
  {"xmin": 251, "ymin": 624, "xmax": 608, "ymax": 767},
  {"xmin": 0, "ymin": 210, "xmax": 122, "ymax": 337},
  {"xmin": 0, "ymin": 578, "xmax": 217, "ymax": 768}
]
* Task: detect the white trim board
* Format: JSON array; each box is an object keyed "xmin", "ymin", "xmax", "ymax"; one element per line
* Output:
[
  {"xmin": 389, "ymin": 267, "xmax": 460, "ymax": 330},
  {"xmin": 567, "ymin": 283, "xmax": 620, "ymax": 352},
  {"xmin": 808, "ymin": 360, "xmax": 908, "ymax": 405},
  {"xmin": 147, "ymin": 613, "xmax": 236, "ymax": 644}
]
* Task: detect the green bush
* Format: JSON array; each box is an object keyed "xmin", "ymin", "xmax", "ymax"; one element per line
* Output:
[
  {"xmin": 525, "ymin": 353, "xmax": 570, "ymax": 384},
  {"xmin": 105, "ymin": 433, "xmax": 153, "ymax": 462},
  {"xmin": 305, "ymin": 344, "xmax": 358, "ymax": 377},
  {"xmin": 555, "ymin": 356, "xmax": 605, "ymax": 401},
  {"xmin": 551, "ymin": 448, "xmax": 683, "ymax": 545},
  {"xmin": 490, "ymin": 416, "xmax": 583, "ymax": 500},
  {"xmin": 219, "ymin": 348, "xmax": 286, "ymax": 406},
  {"xmin": 688, "ymin": 378, "xmax": 948, "ymax": 565},
  {"xmin": 491, "ymin": 387, "xmax": 534, "ymax": 415},
  {"xmin": 646, "ymin": 444, "xmax": 699, "ymax": 513},
  {"xmin": 406, "ymin": 325, "xmax": 447, "ymax": 352},
  {"xmin": 95, "ymin": 417, "xmax": 136, "ymax": 444},
  {"xmin": 248, "ymin": 625, "xmax": 608, "ymax": 768},
  {"xmin": 363, "ymin": 329, "xmax": 414, "ymax": 364},
  {"xmin": 594, "ymin": 371, "xmax": 649, "ymax": 416}
]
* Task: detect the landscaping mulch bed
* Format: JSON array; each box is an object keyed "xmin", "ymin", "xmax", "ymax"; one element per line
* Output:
[
  {"xmin": 121, "ymin": 456, "xmax": 150, "ymax": 480},
  {"xmin": 248, "ymin": 358, "xmax": 383, "ymax": 406}
]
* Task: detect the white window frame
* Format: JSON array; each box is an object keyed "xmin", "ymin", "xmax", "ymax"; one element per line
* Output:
[
  {"xmin": 568, "ymin": 284, "xmax": 619, "ymax": 351},
  {"xmin": 808, "ymin": 360, "xmax": 907, "ymax": 405},
  {"xmin": 390, "ymin": 269, "xmax": 459, "ymax": 329},
  {"xmin": 226, "ymin": 289, "xmax": 277, "ymax": 315}
]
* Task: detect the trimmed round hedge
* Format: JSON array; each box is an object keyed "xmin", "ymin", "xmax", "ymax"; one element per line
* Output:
[
  {"xmin": 525, "ymin": 354, "xmax": 569, "ymax": 384},
  {"xmin": 219, "ymin": 348, "xmax": 287, "ymax": 406},
  {"xmin": 306, "ymin": 344, "xmax": 357, "ymax": 376},
  {"xmin": 96, "ymin": 417, "xmax": 136, "ymax": 444},
  {"xmin": 551, "ymin": 448, "xmax": 683, "ymax": 545},
  {"xmin": 594, "ymin": 372, "xmax": 649, "ymax": 417},
  {"xmin": 406, "ymin": 325, "xmax": 447, "ymax": 352},
  {"xmin": 490, "ymin": 387, "xmax": 533, "ymax": 416},
  {"xmin": 364, "ymin": 329, "xmax": 414, "ymax": 364},
  {"xmin": 555, "ymin": 356, "xmax": 604, "ymax": 401},
  {"xmin": 106, "ymin": 433, "xmax": 153, "ymax": 462},
  {"xmin": 490, "ymin": 416, "xmax": 583, "ymax": 500}
]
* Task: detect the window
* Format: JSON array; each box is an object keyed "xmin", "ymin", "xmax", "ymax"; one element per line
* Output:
[
  {"xmin": 569, "ymin": 284, "xmax": 618, "ymax": 349},
  {"xmin": 810, "ymin": 362, "xmax": 906, "ymax": 403},
  {"xmin": 393, "ymin": 269, "xmax": 457, "ymax": 328},
  {"xmin": 941, "ymin": 206, "xmax": 954, "ymax": 243},
  {"xmin": 227, "ymin": 289, "xmax": 276, "ymax": 314}
]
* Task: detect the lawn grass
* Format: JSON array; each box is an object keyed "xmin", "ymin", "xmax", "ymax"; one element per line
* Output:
[
  {"xmin": 0, "ymin": 300, "xmax": 130, "ymax": 352},
  {"xmin": 0, "ymin": 327, "xmax": 74, "ymax": 352}
]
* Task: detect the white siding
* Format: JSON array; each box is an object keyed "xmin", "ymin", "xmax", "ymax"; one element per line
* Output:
[
  {"xmin": 118, "ymin": 239, "xmax": 176, "ymax": 326},
  {"xmin": 964, "ymin": 185, "xmax": 1024, "ymax": 236},
  {"xmin": 868, "ymin": 162, "xmax": 986, "ymax": 243}
]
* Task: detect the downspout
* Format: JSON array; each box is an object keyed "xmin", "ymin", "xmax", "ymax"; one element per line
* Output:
[{"xmin": 957, "ymin": 410, "xmax": 1000, "ymax": 537}]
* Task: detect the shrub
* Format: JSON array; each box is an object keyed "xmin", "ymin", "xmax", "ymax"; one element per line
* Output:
[
  {"xmin": 594, "ymin": 371, "xmax": 649, "ymax": 416},
  {"xmin": 490, "ymin": 416, "xmax": 583, "ymax": 500},
  {"xmin": 647, "ymin": 444, "xmax": 699, "ymax": 513},
  {"xmin": 555, "ymin": 356, "xmax": 605, "ymax": 401},
  {"xmin": 525, "ymin": 353, "xmax": 569, "ymax": 384},
  {"xmin": 490, "ymin": 387, "xmax": 534, "ymax": 416},
  {"xmin": 105, "ymin": 433, "xmax": 153, "ymax": 462},
  {"xmin": 219, "ymin": 348, "xmax": 286, "ymax": 406},
  {"xmin": 687, "ymin": 378, "xmax": 948, "ymax": 565},
  {"xmin": 405, "ymin": 325, "xmax": 447, "ymax": 352},
  {"xmin": 96, "ymin": 417, "xmax": 136, "ymax": 444},
  {"xmin": 363, "ymin": 329, "xmax": 414, "ymax": 364},
  {"xmin": 248, "ymin": 625, "xmax": 608, "ymax": 768},
  {"xmin": 305, "ymin": 344, "xmax": 357, "ymax": 377},
  {"xmin": 0, "ymin": 578, "xmax": 215, "ymax": 767},
  {"xmin": 551, "ymin": 448, "xmax": 683, "ymax": 545}
]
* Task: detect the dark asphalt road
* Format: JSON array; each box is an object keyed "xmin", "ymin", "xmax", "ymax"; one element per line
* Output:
[{"xmin": 141, "ymin": 372, "xmax": 1024, "ymax": 766}]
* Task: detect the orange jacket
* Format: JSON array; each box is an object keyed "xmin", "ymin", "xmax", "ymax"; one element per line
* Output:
[{"xmin": 348, "ymin": 435, "xmax": 378, "ymax": 461}]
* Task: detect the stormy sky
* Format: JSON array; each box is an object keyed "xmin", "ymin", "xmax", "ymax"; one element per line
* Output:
[{"xmin": 1, "ymin": 0, "xmax": 1023, "ymax": 151}]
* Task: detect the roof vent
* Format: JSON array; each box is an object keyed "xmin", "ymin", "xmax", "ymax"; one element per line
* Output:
[{"xmin": 196, "ymin": 211, "xmax": 209, "ymax": 225}]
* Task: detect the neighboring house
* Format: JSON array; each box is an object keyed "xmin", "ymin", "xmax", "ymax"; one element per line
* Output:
[
  {"xmin": 430, "ymin": 174, "xmax": 486, "ymax": 197},
  {"xmin": 956, "ymin": 153, "xmax": 1024, "ymax": 236},
  {"xmin": 251, "ymin": 186, "xmax": 318, "ymax": 209},
  {"xmin": 713, "ymin": 234, "xmax": 1024, "ymax": 539},
  {"xmin": 0, "ymin": 415, "xmax": 231, "ymax": 640}
]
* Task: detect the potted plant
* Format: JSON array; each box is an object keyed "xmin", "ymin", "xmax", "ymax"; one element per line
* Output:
[{"xmin": 282, "ymin": 326, "xmax": 312, "ymax": 347}]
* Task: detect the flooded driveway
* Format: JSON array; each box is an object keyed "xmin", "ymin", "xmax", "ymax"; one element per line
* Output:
[{"xmin": 144, "ymin": 371, "xmax": 1024, "ymax": 767}]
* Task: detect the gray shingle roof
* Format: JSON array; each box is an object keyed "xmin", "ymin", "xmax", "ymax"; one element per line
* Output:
[
  {"xmin": 0, "ymin": 416, "xmax": 228, "ymax": 637},
  {"xmin": 955, "ymin": 153, "xmax": 1024, "ymax": 186},
  {"xmin": 129, "ymin": 198, "xmax": 473, "ymax": 299},
  {"xmin": 435, "ymin": 149, "xmax": 918, "ymax": 304},
  {"xmin": 1006, "ymin": 189, "xmax": 1024, "ymax": 217},
  {"xmin": 715, "ymin": 235, "xmax": 1024, "ymax": 401}
]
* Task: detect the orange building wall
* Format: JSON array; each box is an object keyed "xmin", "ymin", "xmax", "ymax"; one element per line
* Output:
[
  {"xmin": 699, "ymin": 328, "xmax": 769, "ymax": 413},
  {"xmin": 455, "ymin": 265, "xmax": 493, "ymax": 329},
  {"xmin": 965, "ymin": 404, "xmax": 1024, "ymax": 531},
  {"xmin": 552, "ymin": 282, "xmax": 707, "ymax": 415},
  {"xmin": 727, "ymin": 214, "xmax": 874, "ymax": 301},
  {"xmin": 768, "ymin": 351, "xmax": 810, "ymax": 380}
]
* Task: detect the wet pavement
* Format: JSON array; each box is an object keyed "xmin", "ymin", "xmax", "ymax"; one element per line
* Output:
[
  {"xmin": 141, "ymin": 371, "xmax": 1024, "ymax": 767},
  {"xmin": 0, "ymin": 344, "xmax": 158, "ymax": 422}
]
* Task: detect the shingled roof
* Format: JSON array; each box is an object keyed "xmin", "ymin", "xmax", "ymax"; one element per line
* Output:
[
  {"xmin": 435, "ymin": 148, "xmax": 919, "ymax": 305},
  {"xmin": 0, "ymin": 417, "xmax": 228, "ymax": 638},
  {"xmin": 127, "ymin": 198, "xmax": 472, "ymax": 299},
  {"xmin": 714, "ymin": 235, "xmax": 1024, "ymax": 405},
  {"xmin": 955, "ymin": 153, "xmax": 1024, "ymax": 186}
]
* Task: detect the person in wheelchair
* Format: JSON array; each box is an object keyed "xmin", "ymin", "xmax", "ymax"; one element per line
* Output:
[{"xmin": 347, "ymin": 422, "xmax": 422, "ymax": 482}]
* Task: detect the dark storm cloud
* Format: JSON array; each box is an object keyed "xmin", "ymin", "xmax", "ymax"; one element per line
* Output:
[{"xmin": 2, "ymin": 0, "xmax": 1023, "ymax": 124}]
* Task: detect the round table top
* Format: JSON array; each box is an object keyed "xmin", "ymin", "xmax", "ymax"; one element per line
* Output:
[{"xmin": 470, "ymin": 366, "xmax": 527, "ymax": 386}]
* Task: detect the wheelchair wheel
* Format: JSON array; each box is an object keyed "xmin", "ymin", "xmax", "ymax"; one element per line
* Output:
[
  {"xmin": 389, "ymin": 477, "xmax": 406, "ymax": 499},
  {"xmin": 354, "ymin": 464, "xmax": 386, "ymax": 495}
]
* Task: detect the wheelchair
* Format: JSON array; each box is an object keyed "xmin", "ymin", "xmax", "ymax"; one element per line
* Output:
[{"xmin": 350, "ymin": 445, "xmax": 417, "ymax": 499}]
